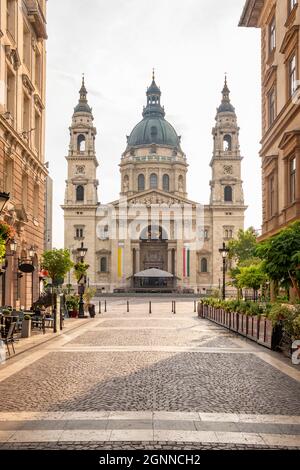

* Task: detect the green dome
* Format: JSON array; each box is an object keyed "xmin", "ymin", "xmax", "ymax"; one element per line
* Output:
[
  {"xmin": 128, "ymin": 116, "xmax": 180, "ymax": 147},
  {"xmin": 127, "ymin": 74, "xmax": 180, "ymax": 148}
]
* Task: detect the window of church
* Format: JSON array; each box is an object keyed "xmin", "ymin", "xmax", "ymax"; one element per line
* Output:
[
  {"xmin": 138, "ymin": 174, "xmax": 145, "ymax": 191},
  {"xmin": 223, "ymin": 135, "xmax": 232, "ymax": 151},
  {"xmin": 201, "ymin": 258, "xmax": 208, "ymax": 273},
  {"xmin": 100, "ymin": 257, "xmax": 108, "ymax": 273},
  {"xmin": 163, "ymin": 174, "xmax": 170, "ymax": 191},
  {"xmin": 75, "ymin": 227, "xmax": 84, "ymax": 239},
  {"xmin": 150, "ymin": 173, "xmax": 158, "ymax": 189},
  {"xmin": 224, "ymin": 186, "xmax": 233, "ymax": 202},
  {"xmin": 76, "ymin": 185, "xmax": 84, "ymax": 202},
  {"xmin": 77, "ymin": 134, "xmax": 86, "ymax": 152}
]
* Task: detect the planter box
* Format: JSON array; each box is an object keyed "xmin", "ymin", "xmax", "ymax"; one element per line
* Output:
[
  {"xmin": 21, "ymin": 319, "xmax": 31, "ymax": 338},
  {"xmin": 246, "ymin": 316, "xmax": 260, "ymax": 341},
  {"xmin": 201, "ymin": 307, "xmax": 282, "ymax": 351}
]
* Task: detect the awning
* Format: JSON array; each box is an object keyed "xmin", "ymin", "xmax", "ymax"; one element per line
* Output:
[{"xmin": 133, "ymin": 268, "xmax": 174, "ymax": 278}]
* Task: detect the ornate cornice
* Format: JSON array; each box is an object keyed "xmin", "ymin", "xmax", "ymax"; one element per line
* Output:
[{"xmin": 239, "ymin": 0, "xmax": 264, "ymax": 27}]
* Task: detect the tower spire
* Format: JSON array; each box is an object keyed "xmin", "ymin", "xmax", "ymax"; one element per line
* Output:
[
  {"xmin": 217, "ymin": 74, "xmax": 235, "ymax": 114},
  {"xmin": 74, "ymin": 75, "xmax": 92, "ymax": 114}
]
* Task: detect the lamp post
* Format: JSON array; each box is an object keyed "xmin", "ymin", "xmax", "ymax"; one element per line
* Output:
[
  {"xmin": 219, "ymin": 242, "xmax": 229, "ymax": 300},
  {"xmin": 29, "ymin": 246, "xmax": 36, "ymax": 307},
  {"xmin": 77, "ymin": 242, "xmax": 88, "ymax": 318}
]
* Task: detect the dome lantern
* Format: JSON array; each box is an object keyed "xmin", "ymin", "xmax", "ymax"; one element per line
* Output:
[{"xmin": 217, "ymin": 74, "xmax": 235, "ymax": 114}]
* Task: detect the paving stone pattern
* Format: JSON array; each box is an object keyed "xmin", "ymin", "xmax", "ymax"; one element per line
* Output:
[{"xmin": 0, "ymin": 351, "xmax": 299, "ymax": 414}]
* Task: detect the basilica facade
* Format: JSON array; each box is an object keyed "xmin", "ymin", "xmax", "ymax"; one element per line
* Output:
[{"xmin": 62, "ymin": 75, "xmax": 246, "ymax": 293}]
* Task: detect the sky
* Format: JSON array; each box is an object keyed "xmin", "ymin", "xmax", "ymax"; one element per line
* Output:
[{"xmin": 46, "ymin": 0, "xmax": 262, "ymax": 248}]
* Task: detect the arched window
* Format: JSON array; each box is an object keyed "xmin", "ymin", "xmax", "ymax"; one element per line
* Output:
[
  {"xmin": 138, "ymin": 174, "xmax": 145, "ymax": 191},
  {"xmin": 76, "ymin": 185, "xmax": 84, "ymax": 202},
  {"xmin": 100, "ymin": 257, "xmax": 107, "ymax": 273},
  {"xmin": 178, "ymin": 175, "xmax": 184, "ymax": 192},
  {"xmin": 163, "ymin": 174, "xmax": 170, "ymax": 191},
  {"xmin": 201, "ymin": 258, "xmax": 208, "ymax": 273},
  {"xmin": 77, "ymin": 134, "xmax": 86, "ymax": 152},
  {"xmin": 223, "ymin": 135, "xmax": 232, "ymax": 152},
  {"xmin": 224, "ymin": 186, "xmax": 233, "ymax": 202},
  {"xmin": 150, "ymin": 173, "xmax": 158, "ymax": 189}
]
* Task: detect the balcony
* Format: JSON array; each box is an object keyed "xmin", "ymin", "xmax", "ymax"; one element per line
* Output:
[{"xmin": 24, "ymin": 0, "xmax": 48, "ymax": 39}]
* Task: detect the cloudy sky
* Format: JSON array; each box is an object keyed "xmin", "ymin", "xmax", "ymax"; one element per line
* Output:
[{"xmin": 46, "ymin": 0, "xmax": 262, "ymax": 248}]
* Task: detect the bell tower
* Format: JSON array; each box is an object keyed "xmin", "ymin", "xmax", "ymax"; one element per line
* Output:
[
  {"xmin": 210, "ymin": 76, "xmax": 245, "ymax": 207},
  {"xmin": 62, "ymin": 77, "xmax": 99, "ymax": 286},
  {"xmin": 64, "ymin": 76, "xmax": 99, "ymax": 207}
]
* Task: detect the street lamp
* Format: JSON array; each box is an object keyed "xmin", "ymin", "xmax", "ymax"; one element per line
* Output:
[
  {"xmin": 77, "ymin": 242, "xmax": 88, "ymax": 318},
  {"xmin": 219, "ymin": 242, "xmax": 229, "ymax": 300},
  {"xmin": 0, "ymin": 192, "xmax": 10, "ymax": 214}
]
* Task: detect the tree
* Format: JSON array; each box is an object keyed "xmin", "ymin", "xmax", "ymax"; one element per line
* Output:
[
  {"xmin": 256, "ymin": 221, "xmax": 300, "ymax": 298},
  {"xmin": 227, "ymin": 228, "xmax": 260, "ymax": 299},
  {"xmin": 228, "ymin": 227, "xmax": 258, "ymax": 264},
  {"xmin": 42, "ymin": 249, "xmax": 74, "ymax": 286},
  {"xmin": 236, "ymin": 264, "xmax": 267, "ymax": 300}
]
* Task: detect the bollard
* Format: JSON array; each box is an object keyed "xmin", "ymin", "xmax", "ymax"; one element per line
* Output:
[
  {"xmin": 194, "ymin": 301, "xmax": 196, "ymax": 313},
  {"xmin": 99, "ymin": 301, "xmax": 101, "ymax": 314},
  {"xmin": 171, "ymin": 300, "xmax": 174, "ymax": 313},
  {"xmin": 149, "ymin": 301, "xmax": 152, "ymax": 314},
  {"xmin": 173, "ymin": 301, "xmax": 176, "ymax": 314},
  {"xmin": 104, "ymin": 300, "xmax": 107, "ymax": 313},
  {"xmin": 127, "ymin": 300, "xmax": 129, "ymax": 313}
]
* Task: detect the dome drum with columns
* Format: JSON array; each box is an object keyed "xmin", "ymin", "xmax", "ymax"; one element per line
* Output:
[{"xmin": 62, "ymin": 74, "xmax": 246, "ymax": 293}]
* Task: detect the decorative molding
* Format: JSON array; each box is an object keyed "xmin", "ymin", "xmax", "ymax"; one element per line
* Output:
[
  {"xmin": 34, "ymin": 93, "xmax": 45, "ymax": 111},
  {"xmin": 280, "ymin": 25, "xmax": 300, "ymax": 54},
  {"xmin": 5, "ymin": 45, "xmax": 21, "ymax": 70},
  {"xmin": 22, "ymin": 73, "xmax": 35, "ymax": 95}
]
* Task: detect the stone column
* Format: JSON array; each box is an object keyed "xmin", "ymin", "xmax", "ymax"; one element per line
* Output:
[
  {"xmin": 136, "ymin": 248, "xmax": 140, "ymax": 273},
  {"xmin": 168, "ymin": 248, "xmax": 172, "ymax": 273}
]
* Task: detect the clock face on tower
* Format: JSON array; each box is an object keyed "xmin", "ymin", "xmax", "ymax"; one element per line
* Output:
[
  {"xmin": 76, "ymin": 165, "xmax": 85, "ymax": 174},
  {"xmin": 223, "ymin": 165, "xmax": 233, "ymax": 175}
]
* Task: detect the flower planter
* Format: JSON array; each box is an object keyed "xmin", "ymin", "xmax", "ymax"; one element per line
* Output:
[
  {"xmin": 200, "ymin": 305, "xmax": 283, "ymax": 351},
  {"xmin": 21, "ymin": 319, "xmax": 31, "ymax": 338}
]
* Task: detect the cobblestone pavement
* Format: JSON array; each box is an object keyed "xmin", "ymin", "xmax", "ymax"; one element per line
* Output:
[{"xmin": 0, "ymin": 298, "xmax": 299, "ymax": 449}]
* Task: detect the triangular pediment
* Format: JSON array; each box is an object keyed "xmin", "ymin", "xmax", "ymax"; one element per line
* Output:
[
  {"xmin": 110, "ymin": 189, "xmax": 198, "ymax": 207},
  {"xmin": 280, "ymin": 25, "xmax": 299, "ymax": 54}
]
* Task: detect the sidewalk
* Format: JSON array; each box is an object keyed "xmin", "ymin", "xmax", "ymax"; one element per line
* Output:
[{"xmin": 1, "ymin": 318, "xmax": 91, "ymax": 361}]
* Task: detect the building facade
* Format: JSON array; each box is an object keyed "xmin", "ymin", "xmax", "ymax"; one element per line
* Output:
[
  {"xmin": 63, "ymin": 76, "xmax": 246, "ymax": 293},
  {"xmin": 0, "ymin": 0, "xmax": 47, "ymax": 308},
  {"xmin": 44, "ymin": 174, "xmax": 53, "ymax": 251},
  {"xmin": 240, "ymin": 0, "xmax": 300, "ymax": 239}
]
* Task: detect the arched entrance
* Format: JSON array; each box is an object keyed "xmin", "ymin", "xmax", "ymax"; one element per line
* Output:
[{"xmin": 140, "ymin": 225, "xmax": 168, "ymax": 271}]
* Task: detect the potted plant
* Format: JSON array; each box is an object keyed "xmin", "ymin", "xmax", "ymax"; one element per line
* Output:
[
  {"xmin": 21, "ymin": 315, "xmax": 32, "ymax": 338},
  {"xmin": 66, "ymin": 295, "xmax": 79, "ymax": 318},
  {"xmin": 83, "ymin": 287, "xmax": 97, "ymax": 315}
]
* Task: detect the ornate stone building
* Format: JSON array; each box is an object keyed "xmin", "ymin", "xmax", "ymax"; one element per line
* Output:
[
  {"xmin": 63, "ymin": 75, "xmax": 246, "ymax": 293},
  {"xmin": 0, "ymin": 0, "xmax": 47, "ymax": 308},
  {"xmin": 240, "ymin": 0, "xmax": 300, "ymax": 240}
]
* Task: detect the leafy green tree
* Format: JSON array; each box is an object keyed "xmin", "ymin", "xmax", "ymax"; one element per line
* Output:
[
  {"xmin": 42, "ymin": 249, "xmax": 74, "ymax": 285},
  {"xmin": 236, "ymin": 264, "xmax": 267, "ymax": 299},
  {"xmin": 228, "ymin": 227, "xmax": 258, "ymax": 263},
  {"xmin": 256, "ymin": 221, "xmax": 300, "ymax": 298}
]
